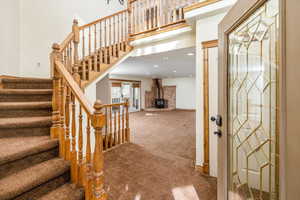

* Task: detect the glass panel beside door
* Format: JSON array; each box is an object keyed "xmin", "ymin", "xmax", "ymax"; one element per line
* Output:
[{"xmin": 227, "ymin": 0, "xmax": 279, "ymax": 199}]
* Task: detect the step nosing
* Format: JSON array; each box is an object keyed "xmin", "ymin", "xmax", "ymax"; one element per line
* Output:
[
  {"xmin": 0, "ymin": 102, "xmax": 52, "ymax": 110},
  {"xmin": 0, "ymin": 117, "xmax": 52, "ymax": 129},
  {"xmin": 1, "ymin": 78, "xmax": 52, "ymax": 83},
  {"xmin": 0, "ymin": 139, "xmax": 59, "ymax": 166},
  {"xmin": 0, "ymin": 158, "xmax": 70, "ymax": 200}
]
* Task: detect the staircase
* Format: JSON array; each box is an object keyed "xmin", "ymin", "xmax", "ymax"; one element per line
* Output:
[{"xmin": 0, "ymin": 77, "xmax": 84, "ymax": 200}]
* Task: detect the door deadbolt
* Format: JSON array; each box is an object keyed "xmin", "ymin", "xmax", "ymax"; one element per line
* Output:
[{"xmin": 211, "ymin": 115, "xmax": 222, "ymax": 127}]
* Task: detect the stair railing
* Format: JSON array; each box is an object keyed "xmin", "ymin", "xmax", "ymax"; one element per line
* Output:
[
  {"xmin": 50, "ymin": 12, "xmax": 131, "ymax": 199},
  {"xmin": 78, "ymin": 10, "xmax": 130, "ymax": 82},
  {"xmin": 129, "ymin": 0, "xmax": 201, "ymax": 36}
]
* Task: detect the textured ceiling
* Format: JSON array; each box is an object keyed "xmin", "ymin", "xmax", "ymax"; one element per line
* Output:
[{"xmin": 111, "ymin": 47, "xmax": 196, "ymax": 78}]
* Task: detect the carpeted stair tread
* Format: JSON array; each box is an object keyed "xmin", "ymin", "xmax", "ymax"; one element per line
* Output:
[
  {"xmin": 0, "ymin": 116, "xmax": 52, "ymax": 129},
  {"xmin": 38, "ymin": 184, "xmax": 84, "ymax": 200},
  {"xmin": 0, "ymin": 89, "xmax": 52, "ymax": 95},
  {"xmin": 0, "ymin": 101, "xmax": 52, "ymax": 110},
  {"xmin": 0, "ymin": 158, "xmax": 70, "ymax": 200},
  {"xmin": 0, "ymin": 136, "xmax": 58, "ymax": 166},
  {"xmin": 1, "ymin": 78, "xmax": 52, "ymax": 84}
]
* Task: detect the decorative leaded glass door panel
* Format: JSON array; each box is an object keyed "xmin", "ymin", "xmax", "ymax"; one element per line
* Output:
[{"xmin": 226, "ymin": 0, "xmax": 279, "ymax": 199}]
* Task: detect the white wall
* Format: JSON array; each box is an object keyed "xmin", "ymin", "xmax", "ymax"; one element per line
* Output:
[
  {"xmin": 195, "ymin": 12, "xmax": 227, "ymax": 177},
  {"xmin": 0, "ymin": 0, "xmax": 20, "ymax": 76},
  {"xmin": 109, "ymin": 74, "xmax": 152, "ymax": 109},
  {"xmin": 162, "ymin": 77, "xmax": 196, "ymax": 110},
  {"xmin": 19, "ymin": 0, "xmax": 126, "ymax": 78},
  {"xmin": 96, "ymin": 75, "xmax": 111, "ymax": 104}
]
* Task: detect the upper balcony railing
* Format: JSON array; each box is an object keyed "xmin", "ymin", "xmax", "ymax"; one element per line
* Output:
[{"xmin": 128, "ymin": 0, "xmax": 203, "ymax": 36}]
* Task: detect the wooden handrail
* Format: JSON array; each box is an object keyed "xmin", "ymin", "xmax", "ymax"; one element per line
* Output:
[
  {"xmin": 79, "ymin": 9, "xmax": 129, "ymax": 30},
  {"xmin": 59, "ymin": 32, "xmax": 74, "ymax": 52},
  {"xmin": 54, "ymin": 60, "xmax": 94, "ymax": 115}
]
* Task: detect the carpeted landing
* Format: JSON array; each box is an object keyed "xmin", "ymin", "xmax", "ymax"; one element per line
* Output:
[
  {"xmin": 0, "ymin": 77, "xmax": 83, "ymax": 200},
  {"xmin": 103, "ymin": 111, "xmax": 217, "ymax": 200},
  {"xmin": 104, "ymin": 143, "xmax": 217, "ymax": 200}
]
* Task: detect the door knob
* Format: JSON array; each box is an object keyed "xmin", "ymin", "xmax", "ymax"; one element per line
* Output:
[
  {"xmin": 210, "ymin": 115, "xmax": 222, "ymax": 127},
  {"xmin": 214, "ymin": 130, "xmax": 222, "ymax": 138}
]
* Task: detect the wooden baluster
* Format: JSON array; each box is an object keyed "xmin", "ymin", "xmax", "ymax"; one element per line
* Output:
[
  {"xmin": 104, "ymin": 20, "xmax": 108, "ymax": 64},
  {"xmin": 78, "ymin": 106, "xmax": 84, "ymax": 186},
  {"xmin": 117, "ymin": 15, "xmax": 121, "ymax": 53},
  {"xmin": 50, "ymin": 43, "xmax": 62, "ymax": 140},
  {"xmin": 124, "ymin": 12, "xmax": 128, "ymax": 46},
  {"xmin": 82, "ymin": 30, "xmax": 86, "ymax": 80},
  {"xmin": 118, "ymin": 107, "xmax": 121, "ymax": 145},
  {"xmin": 127, "ymin": 0, "xmax": 132, "ymax": 36},
  {"xmin": 122, "ymin": 105, "xmax": 125, "ymax": 143},
  {"xmin": 71, "ymin": 93, "xmax": 78, "ymax": 184},
  {"xmin": 114, "ymin": 109, "xmax": 117, "ymax": 146},
  {"xmin": 92, "ymin": 101, "xmax": 107, "ymax": 200},
  {"xmin": 105, "ymin": 107, "xmax": 109, "ymax": 150},
  {"xmin": 99, "ymin": 21, "xmax": 103, "ymax": 65},
  {"xmin": 65, "ymin": 87, "xmax": 71, "ymax": 160},
  {"xmin": 109, "ymin": 107, "xmax": 113, "ymax": 148},
  {"xmin": 125, "ymin": 99, "xmax": 131, "ymax": 142},
  {"xmin": 113, "ymin": 16, "xmax": 116, "ymax": 57},
  {"xmin": 130, "ymin": 3, "xmax": 135, "ymax": 34},
  {"xmin": 158, "ymin": 0, "xmax": 162, "ymax": 27},
  {"xmin": 94, "ymin": 24, "xmax": 98, "ymax": 72},
  {"xmin": 87, "ymin": 57, "xmax": 92, "ymax": 81},
  {"xmin": 59, "ymin": 78, "xmax": 66, "ymax": 158},
  {"xmin": 85, "ymin": 117, "xmax": 93, "ymax": 200},
  {"xmin": 109, "ymin": 18, "xmax": 113, "ymax": 59},
  {"xmin": 88, "ymin": 27, "xmax": 91, "ymax": 57}
]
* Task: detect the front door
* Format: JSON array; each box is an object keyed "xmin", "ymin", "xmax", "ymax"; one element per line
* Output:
[{"xmin": 217, "ymin": 0, "xmax": 280, "ymax": 199}]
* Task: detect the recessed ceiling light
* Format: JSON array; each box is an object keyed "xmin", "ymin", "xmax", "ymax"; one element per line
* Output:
[
  {"xmin": 187, "ymin": 53, "xmax": 195, "ymax": 56},
  {"xmin": 153, "ymin": 65, "xmax": 159, "ymax": 68},
  {"xmin": 173, "ymin": 70, "xmax": 177, "ymax": 73}
]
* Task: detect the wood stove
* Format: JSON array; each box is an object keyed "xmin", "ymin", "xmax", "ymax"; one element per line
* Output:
[{"xmin": 154, "ymin": 79, "xmax": 166, "ymax": 108}]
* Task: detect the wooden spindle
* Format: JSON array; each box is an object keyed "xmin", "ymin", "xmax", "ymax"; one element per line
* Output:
[
  {"xmin": 92, "ymin": 100, "xmax": 107, "ymax": 200},
  {"xmin": 125, "ymin": 99, "xmax": 131, "ymax": 142},
  {"xmin": 71, "ymin": 93, "xmax": 78, "ymax": 184},
  {"xmin": 105, "ymin": 107, "xmax": 109, "ymax": 150},
  {"xmin": 59, "ymin": 79, "xmax": 66, "ymax": 158},
  {"xmin": 109, "ymin": 107, "xmax": 113, "ymax": 148},
  {"xmin": 114, "ymin": 109, "xmax": 117, "ymax": 146},
  {"xmin": 78, "ymin": 106, "xmax": 84, "ymax": 186},
  {"xmin": 65, "ymin": 87, "xmax": 71, "ymax": 160},
  {"xmin": 88, "ymin": 27, "xmax": 91, "ymax": 56},
  {"xmin": 122, "ymin": 105, "xmax": 125, "ymax": 143},
  {"xmin": 94, "ymin": 24, "xmax": 98, "ymax": 72},
  {"xmin": 85, "ymin": 117, "xmax": 93, "ymax": 200},
  {"xmin": 118, "ymin": 108, "xmax": 121, "ymax": 144}
]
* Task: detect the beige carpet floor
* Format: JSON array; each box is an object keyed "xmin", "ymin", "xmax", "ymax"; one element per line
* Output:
[{"xmin": 104, "ymin": 110, "xmax": 217, "ymax": 200}]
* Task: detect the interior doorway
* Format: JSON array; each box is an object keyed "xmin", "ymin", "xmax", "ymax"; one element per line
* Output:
[
  {"xmin": 202, "ymin": 39, "xmax": 219, "ymax": 177},
  {"xmin": 111, "ymin": 79, "xmax": 141, "ymax": 112}
]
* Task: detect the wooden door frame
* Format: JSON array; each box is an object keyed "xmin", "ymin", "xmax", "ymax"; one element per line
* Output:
[
  {"xmin": 217, "ymin": 0, "xmax": 298, "ymax": 199},
  {"xmin": 202, "ymin": 39, "xmax": 218, "ymax": 175}
]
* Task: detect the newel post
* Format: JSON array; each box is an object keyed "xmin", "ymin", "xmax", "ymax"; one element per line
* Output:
[
  {"xmin": 125, "ymin": 99, "xmax": 131, "ymax": 142},
  {"xmin": 92, "ymin": 100, "xmax": 107, "ymax": 200},
  {"xmin": 50, "ymin": 43, "xmax": 62, "ymax": 140}
]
